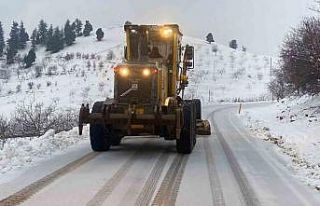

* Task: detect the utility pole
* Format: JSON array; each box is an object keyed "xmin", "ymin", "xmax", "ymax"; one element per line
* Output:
[
  {"xmin": 212, "ymin": 48, "xmax": 215, "ymax": 80},
  {"xmin": 212, "ymin": 56, "xmax": 215, "ymax": 80}
]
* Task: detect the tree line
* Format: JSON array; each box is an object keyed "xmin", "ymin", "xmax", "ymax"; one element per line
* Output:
[
  {"xmin": 205, "ymin": 32, "xmax": 246, "ymax": 51},
  {"xmin": 0, "ymin": 19, "xmax": 97, "ymax": 67}
]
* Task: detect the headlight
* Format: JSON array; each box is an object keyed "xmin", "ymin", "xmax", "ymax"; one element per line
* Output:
[
  {"xmin": 161, "ymin": 28, "xmax": 173, "ymax": 38},
  {"xmin": 142, "ymin": 68, "xmax": 151, "ymax": 77},
  {"xmin": 119, "ymin": 67, "xmax": 130, "ymax": 77}
]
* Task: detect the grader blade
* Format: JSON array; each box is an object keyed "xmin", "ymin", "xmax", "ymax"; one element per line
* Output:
[{"xmin": 196, "ymin": 119, "xmax": 211, "ymax": 135}]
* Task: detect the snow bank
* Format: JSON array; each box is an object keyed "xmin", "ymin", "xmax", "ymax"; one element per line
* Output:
[
  {"xmin": 240, "ymin": 96, "xmax": 320, "ymax": 190},
  {"xmin": 0, "ymin": 126, "xmax": 88, "ymax": 176}
]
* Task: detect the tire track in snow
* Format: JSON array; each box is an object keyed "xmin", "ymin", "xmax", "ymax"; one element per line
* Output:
[
  {"xmin": 86, "ymin": 143, "xmax": 150, "ymax": 206},
  {"xmin": 212, "ymin": 118, "xmax": 260, "ymax": 206},
  {"xmin": 134, "ymin": 152, "xmax": 170, "ymax": 206},
  {"xmin": 151, "ymin": 154, "xmax": 189, "ymax": 206},
  {"xmin": 203, "ymin": 138, "xmax": 226, "ymax": 206},
  {"xmin": 0, "ymin": 152, "xmax": 99, "ymax": 206}
]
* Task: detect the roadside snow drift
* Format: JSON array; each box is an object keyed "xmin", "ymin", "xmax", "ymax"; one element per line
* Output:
[
  {"xmin": 240, "ymin": 95, "xmax": 320, "ymax": 190},
  {"xmin": 0, "ymin": 126, "xmax": 88, "ymax": 178}
]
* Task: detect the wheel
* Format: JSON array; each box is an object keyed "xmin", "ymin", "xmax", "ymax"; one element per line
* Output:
[
  {"xmin": 176, "ymin": 101, "xmax": 196, "ymax": 154},
  {"xmin": 110, "ymin": 129, "xmax": 123, "ymax": 146},
  {"xmin": 90, "ymin": 101, "xmax": 112, "ymax": 151},
  {"xmin": 194, "ymin": 99, "xmax": 201, "ymax": 120}
]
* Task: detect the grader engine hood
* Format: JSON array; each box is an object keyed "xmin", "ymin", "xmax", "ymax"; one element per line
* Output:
[{"xmin": 114, "ymin": 64, "xmax": 158, "ymax": 104}]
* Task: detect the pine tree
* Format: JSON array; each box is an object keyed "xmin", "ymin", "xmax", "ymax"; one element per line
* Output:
[
  {"xmin": 6, "ymin": 21, "xmax": 19, "ymax": 64},
  {"xmin": 30, "ymin": 29, "xmax": 38, "ymax": 48},
  {"xmin": 64, "ymin": 20, "xmax": 76, "ymax": 46},
  {"xmin": 24, "ymin": 48, "xmax": 36, "ymax": 68},
  {"xmin": 206, "ymin": 33, "xmax": 214, "ymax": 43},
  {"xmin": 18, "ymin": 21, "xmax": 29, "ymax": 49},
  {"xmin": 71, "ymin": 21, "xmax": 76, "ymax": 33},
  {"xmin": 50, "ymin": 27, "xmax": 64, "ymax": 53},
  {"xmin": 96, "ymin": 28, "xmax": 104, "ymax": 41},
  {"xmin": 73, "ymin": 18, "xmax": 83, "ymax": 36},
  {"xmin": 38, "ymin": 20, "xmax": 48, "ymax": 45},
  {"xmin": 229, "ymin": 39, "xmax": 238, "ymax": 49},
  {"xmin": 0, "ymin": 22, "xmax": 4, "ymax": 57},
  {"xmin": 83, "ymin": 20, "xmax": 93, "ymax": 37},
  {"xmin": 59, "ymin": 28, "xmax": 65, "ymax": 50},
  {"xmin": 46, "ymin": 25, "xmax": 54, "ymax": 51}
]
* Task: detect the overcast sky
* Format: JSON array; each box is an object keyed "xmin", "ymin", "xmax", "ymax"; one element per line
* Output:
[{"xmin": 0, "ymin": 0, "xmax": 315, "ymax": 55}]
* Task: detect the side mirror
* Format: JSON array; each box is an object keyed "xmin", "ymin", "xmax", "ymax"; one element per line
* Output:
[{"xmin": 184, "ymin": 45, "xmax": 194, "ymax": 69}]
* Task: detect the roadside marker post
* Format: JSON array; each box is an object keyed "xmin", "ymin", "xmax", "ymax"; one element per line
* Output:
[{"xmin": 238, "ymin": 103, "xmax": 242, "ymax": 114}]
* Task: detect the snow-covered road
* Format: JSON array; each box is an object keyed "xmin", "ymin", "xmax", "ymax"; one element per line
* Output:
[{"xmin": 0, "ymin": 105, "xmax": 319, "ymax": 206}]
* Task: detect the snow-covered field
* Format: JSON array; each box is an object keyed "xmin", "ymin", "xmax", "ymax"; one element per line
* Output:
[
  {"xmin": 0, "ymin": 26, "xmax": 273, "ymax": 179},
  {"xmin": 240, "ymin": 96, "xmax": 320, "ymax": 190}
]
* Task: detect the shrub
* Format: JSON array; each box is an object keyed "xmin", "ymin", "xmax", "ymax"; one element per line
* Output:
[
  {"xmin": 99, "ymin": 61, "xmax": 104, "ymax": 69},
  {"xmin": 46, "ymin": 66, "xmax": 57, "ymax": 76},
  {"xmin": 13, "ymin": 103, "xmax": 57, "ymax": 137},
  {"xmin": 268, "ymin": 70, "xmax": 291, "ymax": 101},
  {"xmin": 106, "ymin": 50, "xmax": 114, "ymax": 60},
  {"xmin": 16, "ymin": 85, "xmax": 21, "ymax": 93},
  {"xmin": 0, "ymin": 116, "xmax": 11, "ymax": 147},
  {"xmin": 12, "ymin": 102, "xmax": 77, "ymax": 137},
  {"xmin": 28, "ymin": 82, "xmax": 34, "ymax": 90},
  {"xmin": 35, "ymin": 66, "xmax": 43, "ymax": 78}
]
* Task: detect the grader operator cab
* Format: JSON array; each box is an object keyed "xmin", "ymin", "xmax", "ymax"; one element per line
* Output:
[{"xmin": 79, "ymin": 24, "xmax": 211, "ymax": 154}]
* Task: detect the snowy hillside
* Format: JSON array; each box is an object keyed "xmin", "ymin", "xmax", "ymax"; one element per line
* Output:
[
  {"xmin": 184, "ymin": 36, "xmax": 273, "ymax": 102},
  {"xmin": 0, "ymin": 26, "xmax": 124, "ymax": 117}
]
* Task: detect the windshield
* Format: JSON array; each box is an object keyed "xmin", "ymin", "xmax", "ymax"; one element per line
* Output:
[{"xmin": 128, "ymin": 29, "xmax": 173, "ymax": 65}]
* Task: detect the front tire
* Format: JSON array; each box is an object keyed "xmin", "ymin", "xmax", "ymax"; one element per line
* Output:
[
  {"xmin": 176, "ymin": 101, "xmax": 196, "ymax": 154},
  {"xmin": 90, "ymin": 101, "xmax": 112, "ymax": 151},
  {"xmin": 110, "ymin": 129, "xmax": 123, "ymax": 146}
]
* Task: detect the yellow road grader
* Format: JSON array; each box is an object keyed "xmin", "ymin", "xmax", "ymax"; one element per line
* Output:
[{"xmin": 79, "ymin": 24, "xmax": 211, "ymax": 154}]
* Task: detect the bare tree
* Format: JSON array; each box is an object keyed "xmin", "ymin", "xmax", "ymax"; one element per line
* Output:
[
  {"xmin": 280, "ymin": 17, "xmax": 320, "ymax": 95},
  {"xmin": 268, "ymin": 70, "xmax": 287, "ymax": 101},
  {"xmin": 310, "ymin": 0, "xmax": 320, "ymax": 12}
]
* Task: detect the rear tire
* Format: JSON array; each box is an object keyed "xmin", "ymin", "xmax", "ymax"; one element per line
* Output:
[
  {"xmin": 176, "ymin": 101, "xmax": 196, "ymax": 154},
  {"xmin": 90, "ymin": 101, "xmax": 111, "ymax": 151},
  {"xmin": 194, "ymin": 99, "xmax": 201, "ymax": 120}
]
